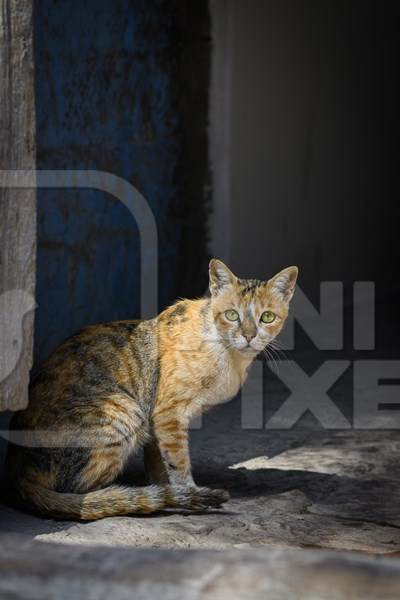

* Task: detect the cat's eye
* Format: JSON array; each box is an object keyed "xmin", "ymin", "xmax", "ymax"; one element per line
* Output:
[
  {"xmin": 225, "ymin": 309, "xmax": 239, "ymax": 322},
  {"xmin": 260, "ymin": 311, "xmax": 276, "ymax": 324}
]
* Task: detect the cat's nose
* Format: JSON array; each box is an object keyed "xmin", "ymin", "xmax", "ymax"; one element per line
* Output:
[{"xmin": 244, "ymin": 333, "xmax": 255, "ymax": 343}]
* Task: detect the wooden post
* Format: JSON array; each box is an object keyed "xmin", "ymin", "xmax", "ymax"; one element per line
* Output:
[{"xmin": 0, "ymin": 0, "xmax": 36, "ymax": 411}]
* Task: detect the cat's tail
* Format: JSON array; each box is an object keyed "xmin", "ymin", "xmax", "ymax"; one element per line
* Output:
[{"xmin": 15, "ymin": 480, "xmax": 229, "ymax": 520}]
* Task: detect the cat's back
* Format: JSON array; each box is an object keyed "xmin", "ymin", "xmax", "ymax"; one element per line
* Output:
[{"xmin": 19, "ymin": 319, "xmax": 159, "ymax": 425}]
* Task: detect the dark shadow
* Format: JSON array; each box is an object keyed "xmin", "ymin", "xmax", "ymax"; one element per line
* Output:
[
  {"xmin": 0, "ymin": 501, "xmax": 76, "ymax": 538},
  {"xmin": 194, "ymin": 462, "xmax": 400, "ymax": 528},
  {"xmin": 196, "ymin": 464, "xmax": 344, "ymax": 500}
]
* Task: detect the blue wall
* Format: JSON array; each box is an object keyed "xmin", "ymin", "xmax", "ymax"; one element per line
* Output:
[{"xmin": 34, "ymin": 0, "xmax": 210, "ymax": 363}]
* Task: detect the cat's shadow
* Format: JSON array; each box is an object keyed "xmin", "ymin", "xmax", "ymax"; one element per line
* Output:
[{"xmin": 195, "ymin": 464, "xmax": 344, "ymax": 503}]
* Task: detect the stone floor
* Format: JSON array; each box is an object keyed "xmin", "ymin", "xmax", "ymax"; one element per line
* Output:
[
  {"xmin": 2, "ymin": 359, "xmax": 400, "ymax": 597},
  {"xmin": 2, "ymin": 535, "xmax": 400, "ymax": 600},
  {"xmin": 1, "ymin": 390, "xmax": 400, "ymax": 555}
]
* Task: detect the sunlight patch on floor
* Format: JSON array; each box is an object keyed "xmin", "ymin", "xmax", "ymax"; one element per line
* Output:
[{"xmin": 229, "ymin": 447, "xmax": 368, "ymax": 475}]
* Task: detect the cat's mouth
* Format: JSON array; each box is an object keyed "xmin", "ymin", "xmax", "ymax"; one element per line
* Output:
[{"xmin": 240, "ymin": 344, "xmax": 259, "ymax": 354}]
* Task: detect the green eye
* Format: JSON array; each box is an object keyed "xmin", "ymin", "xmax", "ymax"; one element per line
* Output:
[
  {"xmin": 225, "ymin": 309, "xmax": 239, "ymax": 322},
  {"xmin": 260, "ymin": 311, "xmax": 276, "ymax": 324}
]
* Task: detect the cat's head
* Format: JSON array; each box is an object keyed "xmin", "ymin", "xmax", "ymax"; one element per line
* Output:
[{"xmin": 208, "ymin": 259, "xmax": 298, "ymax": 354}]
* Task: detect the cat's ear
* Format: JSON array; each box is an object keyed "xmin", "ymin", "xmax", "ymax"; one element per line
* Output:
[
  {"xmin": 209, "ymin": 259, "xmax": 237, "ymax": 296},
  {"xmin": 268, "ymin": 266, "xmax": 298, "ymax": 303}
]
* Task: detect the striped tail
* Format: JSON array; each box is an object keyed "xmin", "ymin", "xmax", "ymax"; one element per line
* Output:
[{"xmin": 15, "ymin": 480, "xmax": 229, "ymax": 520}]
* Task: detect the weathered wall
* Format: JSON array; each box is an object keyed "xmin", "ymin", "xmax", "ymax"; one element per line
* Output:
[
  {"xmin": 0, "ymin": 0, "xmax": 36, "ymax": 411},
  {"xmin": 34, "ymin": 0, "xmax": 211, "ymax": 364}
]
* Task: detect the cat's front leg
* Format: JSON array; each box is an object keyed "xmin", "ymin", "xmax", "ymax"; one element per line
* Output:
[
  {"xmin": 152, "ymin": 411, "xmax": 230, "ymax": 508},
  {"xmin": 152, "ymin": 413, "xmax": 194, "ymax": 486}
]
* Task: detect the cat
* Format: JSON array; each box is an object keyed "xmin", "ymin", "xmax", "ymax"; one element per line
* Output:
[{"xmin": 6, "ymin": 259, "xmax": 298, "ymax": 520}]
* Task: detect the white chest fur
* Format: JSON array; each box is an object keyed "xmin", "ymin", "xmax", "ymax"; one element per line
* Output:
[{"xmin": 194, "ymin": 344, "xmax": 254, "ymax": 414}]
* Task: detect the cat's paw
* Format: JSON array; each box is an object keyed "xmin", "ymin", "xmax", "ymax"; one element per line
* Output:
[
  {"xmin": 167, "ymin": 485, "xmax": 230, "ymax": 511},
  {"xmin": 191, "ymin": 486, "xmax": 230, "ymax": 510}
]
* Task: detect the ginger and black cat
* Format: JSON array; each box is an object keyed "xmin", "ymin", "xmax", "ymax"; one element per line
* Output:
[{"xmin": 6, "ymin": 260, "xmax": 297, "ymax": 520}]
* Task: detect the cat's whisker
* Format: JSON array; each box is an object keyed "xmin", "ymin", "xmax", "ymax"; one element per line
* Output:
[
  {"xmin": 267, "ymin": 343, "xmax": 289, "ymax": 363},
  {"xmin": 268, "ymin": 345, "xmax": 298, "ymax": 374},
  {"xmin": 264, "ymin": 352, "xmax": 279, "ymax": 376},
  {"xmin": 268, "ymin": 344, "xmax": 299, "ymax": 375},
  {"xmin": 266, "ymin": 345, "xmax": 282, "ymax": 366},
  {"xmin": 262, "ymin": 347, "xmax": 279, "ymax": 375},
  {"xmin": 265, "ymin": 337, "xmax": 296, "ymax": 374},
  {"xmin": 268, "ymin": 340, "xmax": 292, "ymax": 363},
  {"xmin": 270, "ymin": 337, "xmax": 290, "ymax": 351}
]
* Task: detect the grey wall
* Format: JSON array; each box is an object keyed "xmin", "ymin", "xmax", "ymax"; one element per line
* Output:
[{"xmin": 221, "ymin": 0, "xmax": 399, "ymax": 299}]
